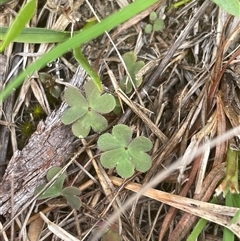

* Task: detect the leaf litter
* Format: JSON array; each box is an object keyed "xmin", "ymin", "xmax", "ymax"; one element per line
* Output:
[{"xmin": 0, "ymin": 0, "xmax": 240, "ymax": 241}]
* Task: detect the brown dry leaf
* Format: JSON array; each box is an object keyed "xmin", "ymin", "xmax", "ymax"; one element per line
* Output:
[{"xmin": 28, "ymin": 216, "xmax": 44, "ymax": 241}]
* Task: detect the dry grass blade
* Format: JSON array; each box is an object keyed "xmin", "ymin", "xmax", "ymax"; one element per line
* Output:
[
  {"xmin": 116, "ymin": 87, "xmax": 168, "ymax": 143},
  {"xmin": 144, "ymin": 0, "xmax": 212, "ymax": 92},
  {"xmin": 51, "ymin": 0, "xmax": 84, "ymax": 30},
  {"xmin": 1, "ymin": 0, "xmax": 240, "ymax": 240},
  {"xmin": 158, "ymin": 155, "xmax": 201, "ymax": 240},
  {"xmin": 40, "ymin": 212, "xmax": 80, "ymax": 241},
  {"xmin": 111, "ymin": 175, "xmax": 240, "ymax": 238}
]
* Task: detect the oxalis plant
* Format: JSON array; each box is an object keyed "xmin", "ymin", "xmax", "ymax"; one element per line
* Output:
[
  {"xmin": 97, "ymin": 124, "xmax": 153, "ymax": 178},
  {"xmin": 34, "ymin": 167, "xmax": 81, "ymax": 210},
  {"xmin": 120, "ymin": 51, "xmax": 145, "ymax": 94},
  {"xmin": 34, "ymin": 74, "xmax": 153, "ymax": 206},
  {"xmin": 61, "ymin": 79, "xmax": 153, "ymax": 178},
  {"xmin": 61, "ymin": 79, "xmax": 116, "ymax": 138},
  {"xmin": 144, "ymin": 11, "xmax": 164, "ymax": 34}
]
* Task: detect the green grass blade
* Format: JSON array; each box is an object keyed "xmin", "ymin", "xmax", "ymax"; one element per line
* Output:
[
  {"xmin": 172, "ymin": 0, "xmax": 192, "ymax": 9},
  {"xmin": 73, "ymin": 47, "xmax": 102, "ymax": 92},
  {"xmin": 231, "ymin": 207, "xmax": 240, "ymax": 224},
  {"xmin": 187, "ymin": 197, "xmax": 217, "ymax": 241},
  {"xmin": 223, "ymin": 193, "xmax": 235, "ymax": 241},
  {"xmin": 211, "ymin": 0, "xmax": 240, "ymax": 16},
  {"xmin": 0, "ymin": 27, "xmax": 71, "ymax": 43},
  {"xmin": 0, "ymin": 18, "xmax": 97, "ymax": 43},
  {"xmin": 0, "ymin": 0, "xmax": 11, "ymax": 5},
  {"xmin": 0, "ymin": 0, "xmax": 37, "ymax": 51},
  {"xmin": 223, "ymin": 227, "xmax": 234, "ymax": 241},
  {"xmin": 0, "ymin": 0, "xmax": 158, "ymax": 102}
]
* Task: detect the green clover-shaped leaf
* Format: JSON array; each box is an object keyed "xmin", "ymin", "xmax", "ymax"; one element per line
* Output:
[
  {"xmin": 34, "ymin": 167, "xmax": 82, "ymax": 209},
  {"xmin": 120, "ymin": 52, "xmax": 145, "ymax": 94},
  {"xmin": 64, "ymin": 194, "xmax": 82, "ymax": 210},
  {"xmin": 61, "ymin": 80, "xmax": 116, "ymax": 138},
  {"xmin": 144, "ymin": 24, "xmax": 153, "ymax": 34},
  {"xmin": 113, "ymin": 98, "xmax": 122, "ymax": 115},
  {"xmin": 34, "ymin": 183, "xmax": 63, "ymax": 199},
  {"xmin": 34, "ymin": 167, "xmax": 66, "ymax": 199},
  {"xmin": 149, "ymin": 11, "xmax": 157, "ymax": 21},
  {"xmin": 98, "ymin": 124, "xmax": 152, "ymax": 178},
  {"xmin": 153, "ymin": 18, "xmax": 164, "ymax": 32},
  {"xmin": 62, "ymin": 186, "xmax": 82, "ymax": 210},
  {"xmin": 144, "ymin": 12, "xmax": 164, "ymax": 34}
]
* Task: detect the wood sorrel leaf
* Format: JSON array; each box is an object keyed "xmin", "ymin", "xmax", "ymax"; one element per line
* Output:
[
  {"xmin": 72, "ymin": 115, "xmax": 91, "ymax": 138},
  {"xmin": 116, "ymin": 157, "xmax": 135, "ymax": 178},
  {"xmin": 120, "ymin": 51, "xmax": 145, "ymax": 93},
  {"xmin": 46, "ymin": 167, "xmax": 66, "ymax": 193},
  {"xmin": 145, "ymin": 24, "xmax": 153, "ymax": 34},
  {"xmin": 46, "ymin": 166, "xmax": 66, "ymax": 182},
  {"xmin": 111, "ymin": 124, "xmax": 132, "ymax": 146},
  {"xmin": 149, "ymin": 11, "xmax": 158, "ymax": 21},
  {"xmin": 131, "ymin": 60, "xmax": 145, "ymax": 86},
  {"xmin": 62, "ymin": 186, "xmax": 81, "ymax": 196},
  {"xmin": 97, "ymin": 133, "xmax": 122, "ymax": 151},
  {"xmin": 91, "ymin": 93, "xmax": 116, "ymax": 114},
  {"xmin": 98, "ymin": 124, "xmax": 152, "ymax": 178},
  {"xmin": 128, "ymin": 136, "xmax": 153, "ymax": 152},
  {"xmin": 129, "ymin": 150, "xmax": 152, "ymax": 172},
  {"xmin": 85, "ymin": 79, "xmax": 115, "ymax": 113},
  {"xmin": 61, "ymin": 106, "xmax": 87, "ymax": 125},
  {"xmin": 88, "ymin": 111, "xmax": 109, "ymax": 133},
  {"xmin": 71, "ymin": 110, "xmax": 109, "ymax": 138},
  {"xmin": 64, "ymin": 194, "xmax": 82, "ymax": 210},
  {"xmin": 34, "ymin": 184, "xmax": 63, "ymax": 199},
  {"xmin": 100, "ymin": 148, "xmax": 128, "ymax": 169},
  {"xmin": 123, "ymin": 51, "xmax": 137, "ymax": 67},
  {"xmin": 64, "ymin": 87, "xmax": 88, "ymax": 107},
  {"xmin": 62, "ymin": 79, "xmax": 115, "ymax": 138},
  {"xmin": 153, "ymin": 18, "xmax": 164, "ymax": 31},
  {"xmin": 34, "ymin": 168, "xmax": 66, "ymax": 199}
]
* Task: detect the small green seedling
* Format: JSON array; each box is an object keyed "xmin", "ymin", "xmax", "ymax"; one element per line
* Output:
[
  {"xmin": 34, "ymin": 167, "xmax": 81, "ymax": 210},
  {"xmin": 120, "ymin": 51, "xmax": 145, "ymax": 94},
  {"xmin": 61, "ymin": 79, "xmax": 116, "ymax": 138},
  {"xmin": 144, "ymin": 11, "xmax": 164, "ymax": 34},
  {"xmin": 97, "ymin": 124, "xmax": 153, "ymax": 178}
]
